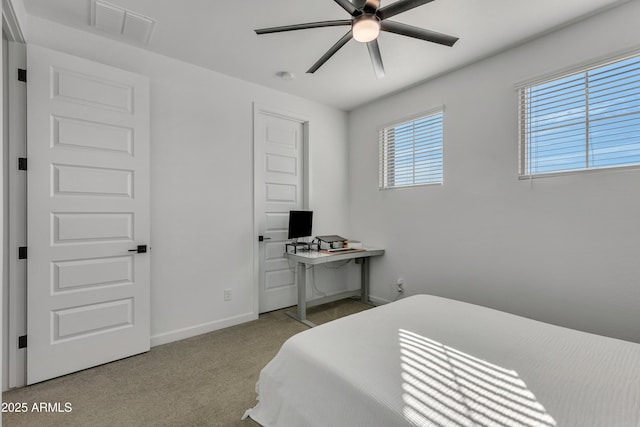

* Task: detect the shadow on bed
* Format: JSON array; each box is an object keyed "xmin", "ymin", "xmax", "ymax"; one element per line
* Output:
[{"xmin": 399, "ymin": 329, "xmax": 556, "ymax": 426}]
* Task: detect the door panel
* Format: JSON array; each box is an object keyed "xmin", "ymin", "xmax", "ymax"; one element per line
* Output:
[
  {"xmin": 53, "ymin": 164, "xmax": 133, "ymax": 197},
  {"xmin": 27, "ymin": 45, "xmax": 150, "ymax": 384},
  {"xmin": 53, "ymin": 256, "xmax": 133, "ymax": 291},
  {"xmin": 53, "ymin": 115, "xmax": 133, "ymax": 153},
  {"xmin": 255, "ymin": 107, "xmax": 305, "ymax": 313}
]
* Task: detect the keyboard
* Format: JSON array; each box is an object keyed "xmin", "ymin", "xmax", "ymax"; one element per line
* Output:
[{"xmin": 327, "ymin": 247, "xmax": 354, "ymax": 253}]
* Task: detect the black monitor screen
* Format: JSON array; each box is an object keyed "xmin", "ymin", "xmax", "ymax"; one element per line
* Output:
[{"xmin": 288, "ymin": 211, "xmax": 313, "ymax": 239}]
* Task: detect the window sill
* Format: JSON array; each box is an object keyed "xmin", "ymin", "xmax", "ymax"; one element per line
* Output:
[{"xmin": 519, "ymin": 164, "xmax": 640, "ymax": 180}]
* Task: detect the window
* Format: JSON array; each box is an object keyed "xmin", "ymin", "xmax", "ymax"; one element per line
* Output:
[
  {"xmin": 379, "ymin": 110, "xmax": 443, "ymax": 189},
  {"xmin": 519, "ymin": 53, "xmax": 640, "ymax": 177}
]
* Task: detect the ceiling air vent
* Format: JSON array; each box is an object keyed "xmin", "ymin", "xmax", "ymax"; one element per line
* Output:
[{"xmin": 91, "ymin": 0, "xmax": 156, "ymax": 45}]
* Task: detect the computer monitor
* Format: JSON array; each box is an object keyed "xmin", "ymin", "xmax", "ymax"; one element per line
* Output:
[{"xmin": 288, "ymin": 210, "xmax": 313, "ymax": 240}]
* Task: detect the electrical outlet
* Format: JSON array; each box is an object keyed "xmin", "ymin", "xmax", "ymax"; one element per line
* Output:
[
  {"xmin": 396, "ymin": 278, "xmax": 405, "ymax": 293},
  {"xmin": 224, "ymin": 289, "xmax": 232, "ymax": 301}
]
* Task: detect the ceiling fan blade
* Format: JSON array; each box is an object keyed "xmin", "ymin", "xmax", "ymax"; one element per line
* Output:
[
  {"xmin": 381, "ymin": 20, "xmax": 458, "ymax": 46},
  {"xmin": 366, "ymin": 40, "xmax": 385, "ymax": 78},
  {"xmin": 255, "ymin": 20, "xmax": 351, "ymax": 35},
  {"xmin": 378, "ymin": 0, "xmax": 435, "ymax": 20},
  {"xmin": 307, "ymin": 31, "xmax": 353, "ymax": 74},
  {"xmin": 333, "ymin": 0, "xmax": 359, "ymax": 16}
]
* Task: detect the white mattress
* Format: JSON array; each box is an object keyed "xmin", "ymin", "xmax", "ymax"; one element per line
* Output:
[{"xmin": 244, "ymin": 295, "xmax": 640, "ymax": 426}]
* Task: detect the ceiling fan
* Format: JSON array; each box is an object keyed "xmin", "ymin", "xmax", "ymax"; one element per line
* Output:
[{"xmin": 254, "ymin": 0, "xmax": 459, "ymax": 79}]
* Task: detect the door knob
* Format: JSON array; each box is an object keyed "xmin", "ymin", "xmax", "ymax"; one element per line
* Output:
[{"xmin": 128, "ymin": 245, "xmax": 147, "ymax": 253}]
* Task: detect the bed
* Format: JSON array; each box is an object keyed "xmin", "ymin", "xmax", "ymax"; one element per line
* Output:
[{"xmin": 244, "ymin": 294, "xmax": 640, "ymax": 426}]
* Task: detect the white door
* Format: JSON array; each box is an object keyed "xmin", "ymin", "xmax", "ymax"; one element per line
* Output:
[
  {"xmin": 27, "ymin": 45, "xmax": 150, "ymax": 384},
  {"xmin": 254, "ymin": 106, "xmax": 306, "ymax": 313}
]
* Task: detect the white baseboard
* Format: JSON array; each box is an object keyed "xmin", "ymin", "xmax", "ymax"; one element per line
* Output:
[
  {"xmin": 150, "ymin": 311, "xmax": 258, "ymax": 347},
  {"xmin": 150, "ymin": 294, "xmax": 393, "ymax": 347},
  {"xmin": 368, "ymin": 295, "xmax": 391, "ymax": 306}
]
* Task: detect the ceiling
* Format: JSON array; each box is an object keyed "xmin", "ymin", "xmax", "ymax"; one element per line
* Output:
[{"xmin": 21, "ymin": 0, "xmax": 628, "ymax": 111}]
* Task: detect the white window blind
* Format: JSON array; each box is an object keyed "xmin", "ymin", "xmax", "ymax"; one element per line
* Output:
[
  {"xmin": 519, "ymin": 53, "xmax": 640, "ymax": 176},
  {"xmin": 379, "ymin": 110, "xmax": 443, "ymax": 188}
]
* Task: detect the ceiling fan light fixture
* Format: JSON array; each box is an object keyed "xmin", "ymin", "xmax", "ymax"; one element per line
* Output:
[
  {"xmin": 352, "ymin": 14, "xmax": 380, "ymax": 43},
  {"xmin": 254, "ymin": 0, "xmax": 459, "ymax": 77}
]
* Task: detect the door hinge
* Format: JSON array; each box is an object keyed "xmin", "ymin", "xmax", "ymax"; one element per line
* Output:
[
  {"xmin": 18, "ymin": 157, "xmax": 27, "ymax": 171},
  {"xmin": 18, "ymin": 246, "xmax": 27, "ymax": 260},
  {"xmin": 18, "ymin": 335, "xmax": 27, "ymax": 349},
  {"xmin": 18, "ymin": 68, "xmax": 26, "ymax": 82}
]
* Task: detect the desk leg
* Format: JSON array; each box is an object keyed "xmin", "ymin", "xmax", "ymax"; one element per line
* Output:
[
  {"xmin": 297, "ymin": 261, "xmax": 306, "ymax": 320},
  {"xmin": 360, "ymin": 257, "xmax": 370, "ymax": 305},
  {"xmin": 285, "ymin": 262, "xmax": 316, "ymax": 328}
]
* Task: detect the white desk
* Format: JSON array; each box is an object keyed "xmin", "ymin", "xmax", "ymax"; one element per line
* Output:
[{"xmin": 285, "ymin": 248, "xmax": 384, "ymax": 327}]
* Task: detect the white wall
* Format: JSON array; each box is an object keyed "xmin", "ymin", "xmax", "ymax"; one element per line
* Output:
[
  {"xmin": 24, "ymin": 17, "xmax": 350, "ymax": 345},
  {"xmin": 349, "ymin": 1, "xmax": 640, "ymax": 343}
]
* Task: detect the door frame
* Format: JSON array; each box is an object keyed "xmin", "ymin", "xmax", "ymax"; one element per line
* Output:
[
  {"xmin": 252, "ymin": 103, "xmax": 309, "ymax": 316},
  {"xmin": 3, "ymin": 0, "xmax": 28, "ymax": 392},
  {"xmin": 3, "ymin": 30, "xmax": 26, "ymax": 389}
]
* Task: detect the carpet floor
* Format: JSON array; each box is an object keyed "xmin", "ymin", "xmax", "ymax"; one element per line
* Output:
[{"xmin": 2, "ymin": 299, "xmax": 370, "ymax": 427}]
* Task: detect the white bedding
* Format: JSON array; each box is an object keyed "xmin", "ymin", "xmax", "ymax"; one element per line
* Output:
[{"xmin": 244, "ymin": 295, "xmax": 640, "ymax": 426}]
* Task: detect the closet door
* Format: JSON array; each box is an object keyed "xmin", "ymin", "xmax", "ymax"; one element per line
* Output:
[
  {"xmin": 254, "ymin": 106, "xmax": 306, "ymax": 313},
  {"xmin": 27, "ymin": 44, "xmax": 150, "ymax": 384}
]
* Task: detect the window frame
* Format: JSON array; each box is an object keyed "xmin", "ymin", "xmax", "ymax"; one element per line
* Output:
[
  {"xmin": 378, "ymin": 107, "xmax": 445, "ymax": 189},
  {"xmin": 517, "ymin": 49, "xmax": 640, "ymax": 179}
]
